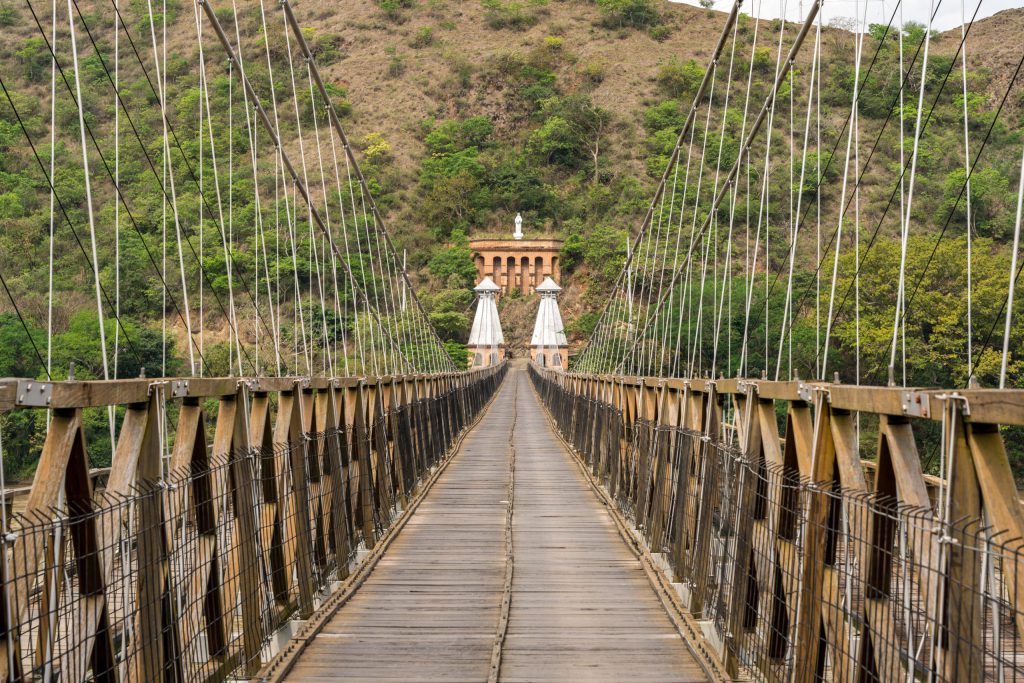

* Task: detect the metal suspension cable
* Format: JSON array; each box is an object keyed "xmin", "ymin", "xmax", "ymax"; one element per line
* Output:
[
  {"xmin": 0, "ymin": 73, "xmax": 147, "ymax": 371},
  {"xmin": 47, "ymin": 0, "xmax": 57, "ymax": 384},
  {"xmin": 913, "ymin": 52, "xmax": 1024, "ymax": 385},
  {"xmin": 617, "ymin": 0, "xmax": 821, "ymax": 374},
  {"xmin": 103, "ymin": 0, "xmax": 286, "ymax": 362},
  {"xmin": 742, "ymin": 0, "xmax": 792, "ymax": 379},
  {"xmin": 55, "ymin": 0, "xmax": 269, "ymax": 372},
  {"xmin": 67, "ymin": 0, "xmax": 117, "ymax": 454},
  {"xmin": 323, "ymin": 99, "xmax": 364, "ymax": 375},
  {"xmin": 707, "ymin": 13, "xmax": 745, "ymax": 378},
  {"xmin": 960, "ymin": 0, "xmax": 974, "ymax": 376},
  {"xmin": 197, "ymin": 0, "xmax": 417, "ymax": 373},
  {"xmin": 676, "ymin": 51, "xmax": 721, "ymax": 377},
  {"xmin": 228, "ymin": 0, "xmax": 280, "ymax": 376},
  {"xmin": 278, "ymin": 15, "xmax": 317, "ymax": 374},
  {"xmin": 143, "ymin": 0, "xmax": 197, "ymax": 376},
  {"xmin": 31, "ymin": 0, "xmax": 214, "ymax": 373},
  {"xmin": 1000, "ymin": 152, "xmax": 1024, "ymax": 388},
  {"xmin": 693, "ymin": 14, "xmax": 745, "ymax": 379},
  {"xmin": 697, "ymin": 0, "xmax": 764, "ymax": 379},
  {"xmin": 280, "ymin": 0, "xmax": 455, "ymax": 371},
  {"xmin": 818, "ymin": 1, "xmax": 1007, "ymax": 382},
  {"xmin": 888, "ymin": 0, "xmax": 938, "ymax": 382},
  {"xmin": 773, "ymin": 22, "xmax": 820, "ymax": 381},
  {"xmin": 737, "ymin": 0, "xmax": 968, "ymax": 380},
  {"xmin": 303, "ymin": 62, "xmax": 341, "ymax": 375},
  {"xmin": 67, "ymin": 0, "xmax": 110, "ymax": 384},
  {"xmin": 574, "ymin": 0, "xmax": 746, "ymax": 371}
]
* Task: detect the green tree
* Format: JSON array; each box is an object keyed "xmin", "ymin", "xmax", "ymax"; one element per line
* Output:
[
  {"xmin": 530, "ymin": 95, "xmax": 612, "ymax": 180},
  {"xmin": 430, "ymin": 311, "xmax": 470, "ymax": 339},
  {"xmin": 0, "ymin": 313, "xmax": 45, "ymax": 378},
  {"xmin": 596, "ymin": 0, "xmax": 661, "ymax": 29},
  {"xmin": 656, "ymin": 57, "xmax": 705, "ymax": 100},
  {"xmin": 559, "ymin": 233, "xmax": 585, "ymax": 273},
  {"xmin": 424, "ymin": 117, "xmax": 494, "ymax": 154},
  {"xmin": 428, "ymin": 230, "xmax": 478, "ymax": 287},
  {"xmin": 444, "ymin": 339, "xmax": 471, "ymax": 368}
]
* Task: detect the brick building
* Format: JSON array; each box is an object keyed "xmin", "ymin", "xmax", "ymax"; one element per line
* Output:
[{"xmin": 469, "ymin": 214, "xmax": 562, "ymax": 296}]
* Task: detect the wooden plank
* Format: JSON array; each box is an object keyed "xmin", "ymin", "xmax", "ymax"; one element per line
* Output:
[
  {"xmin": 282, "ymin": 368, "xmax": 709, "ymax": 683},
  {"xmin": 133, "ymin": 394, "xmax": 175, "ymax": 682},
  {"xmin": 966, "ymin": 423, "xmax": 1024, "ymax": 653},
  {"xmin": 222, "ymin": 390, "xmax": 263, "ymax": 676}
]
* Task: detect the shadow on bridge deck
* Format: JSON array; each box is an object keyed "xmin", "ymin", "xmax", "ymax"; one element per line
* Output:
[{"xmin": 279, "ymin": 367, "xmax": 710, "ymax": 682}]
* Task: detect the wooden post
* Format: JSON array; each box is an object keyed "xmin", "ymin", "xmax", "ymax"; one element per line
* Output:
[
  {"xmin": 134, "ymin": 393, "xmax": 177, "ymax": 682},
  {"xmin": 219, "ymin": 388, "xmax": 264, "ymax": 676}
]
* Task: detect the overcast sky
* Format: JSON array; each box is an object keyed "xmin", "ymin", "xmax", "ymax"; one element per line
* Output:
[{"xmin": 668, "ymin": 0, "xmax": 1022, "ymax": 31}]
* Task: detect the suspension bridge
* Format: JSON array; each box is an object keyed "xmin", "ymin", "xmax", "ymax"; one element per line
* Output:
[{"xmin": 1, "ymin": 0, "xmax": 1023, "ymax": 679}]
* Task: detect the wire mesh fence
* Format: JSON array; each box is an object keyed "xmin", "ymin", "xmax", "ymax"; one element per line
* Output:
[
  {"xmin": 0, "ymin": 365, "xmax": 505, "ymax": 682},
  {"xmin": 530, "ymin": 366, "xmax": 1024, "ymax": 682}
]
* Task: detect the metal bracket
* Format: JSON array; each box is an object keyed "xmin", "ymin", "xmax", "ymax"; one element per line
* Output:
[
  {"xmin": 15, "ymin": 380, "xmax": 52, "ymax": 407},
  {"xmin": 934, "ymin": 391, "xmax": 971, "ymax": 417},
  {"xmin": 901, "ymin": 390, "xmax": 932, "ymax": 418},
  {"xmin": 798, "ymin": 383, "xmax": 831, "ymax": 404},
  {"xmin": 169, "ymin": 380, "xmax": 191, "ymax": 398}
]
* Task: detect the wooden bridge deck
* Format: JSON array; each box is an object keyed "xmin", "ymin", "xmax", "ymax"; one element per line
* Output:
[{"xmin": 283, "ymin": 368, "xmax": 709, "ymax": 682}]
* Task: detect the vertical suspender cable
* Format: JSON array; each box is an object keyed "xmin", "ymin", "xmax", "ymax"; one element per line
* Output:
[
  {"xmin": 198, "ymin": 0, "xmax": 415, "ymax": 373},
  {"xmin": 572, "ymin": 0, "xmax": 746, "ymax": 371},
  {"xmin": 281, "ymin": 0, "xmax": 456, "ymax": 371},
  {"xmin": 890, "ymin": 0, "xmax": 936, "ymax": 381},
  {"xmin": 1000, "ymin": 146, "xmax": 1024, "ymax": 389},
  {"xmin": 67, "ymin": 0, "xmax": 114, "ymax": 458},
  {"xmin": 621, "ymin": 0, "xmax": 821, "ymax": 372},
  {"xmin": 47, "ymin": 0, "xmax": 56, "ymax": 387},
  {"xmin": 960, "ymin": 0, "xmax": 973, "ymax": 378}
]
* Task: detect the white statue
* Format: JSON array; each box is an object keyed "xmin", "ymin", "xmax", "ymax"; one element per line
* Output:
[{"xmin": 514, "ymin": 212, "xmax": 523, "ymax": 240}]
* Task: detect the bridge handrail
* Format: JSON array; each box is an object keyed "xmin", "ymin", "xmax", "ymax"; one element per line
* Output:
[
  {"xmin": 0, "ymin": 364, "xmax": 506, "ymax": 681},
  {"xmin": 530, "ymin": 363, "xmax": 1024, "ymax": 682}
]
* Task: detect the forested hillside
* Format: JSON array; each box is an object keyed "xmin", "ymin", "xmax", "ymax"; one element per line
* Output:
[{"xmin": 1, "ymin": 0, "xmax": 1023, "ymax": 474}]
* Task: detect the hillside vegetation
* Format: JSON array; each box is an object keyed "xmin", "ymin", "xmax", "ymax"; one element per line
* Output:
[{"xmin": 0, "ymin": 0, "xmax": 1023, "ymax": 472}]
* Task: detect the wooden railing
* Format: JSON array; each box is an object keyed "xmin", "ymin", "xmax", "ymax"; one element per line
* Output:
[
  {"xmin": 0, "ymin": 365, "xmax": 506, "ymax": 681},
  {"xmin": 530, "ymin": 365, "xmax": 1024, "ymax": 682}
]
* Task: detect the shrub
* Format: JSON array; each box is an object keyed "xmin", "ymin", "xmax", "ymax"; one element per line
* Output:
[
  {"xmin": 656, "ymin": 57, "xmax": 704, "ymax": 100},
  {"xmin": 643, "ymin": 99, "xmax": 685, "ymax": 134},
  {"xmin": 424, "ymin": 117, "xmax": 494, "ymax": 154},
  {"xmin": 559, "ymin": 233, "xmax": 585, "ymax": 272},
  {"xmin": 752, "ymin": 46, "xmax": 774, "ymax": 74},
  {"xmin": 428, "ymin": 230, "xmax": 478, "ymax": 287},
  {"xmin": 596, "ymin": 0, "xmax": 661, "ymax": 29},
  {"xmin": 302, "ymin": 28, "xmax": 345, "ymax": 66},
  {"xmin": 0, "ymin": 3, "xmax": 18, "ymax": 26},
  {"xmin": 648, "ymin": 24, "xmax": 672, "ymax": 42},
  {"xmin": 444, "ymin": 340, "xmax": 472, "ymax": 368},
  {"xmin": 362, "ymin": 132, "xmax": 393, "ymax": 163},
  {"xmin": 411, "ymin": 26, "xmax": 435, "ymax": 48},
  {"xmin": 385, "ymin": 48, "xmax": 406, "ymax": 78},
  {"xmin": 578, "ymin": 60, "xmax": 607, "ymax": 84},
  {"xmin": 378, "ymin": 0, "xmax": 415, "ymax": 22},
  {"xmin": 324, "ymin": 82, "xmax": 353, "ymax": 117},
  {"xmin": 15, "ymin": 37, "xmax": 49, "ymax": 80},
  {"xmin": 481, "ymin": 0, "xmax": 547, "ymax": 30},
  {"xmin": 543, "ymin": 35, "xmax": 564, "ymax": 50}
]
